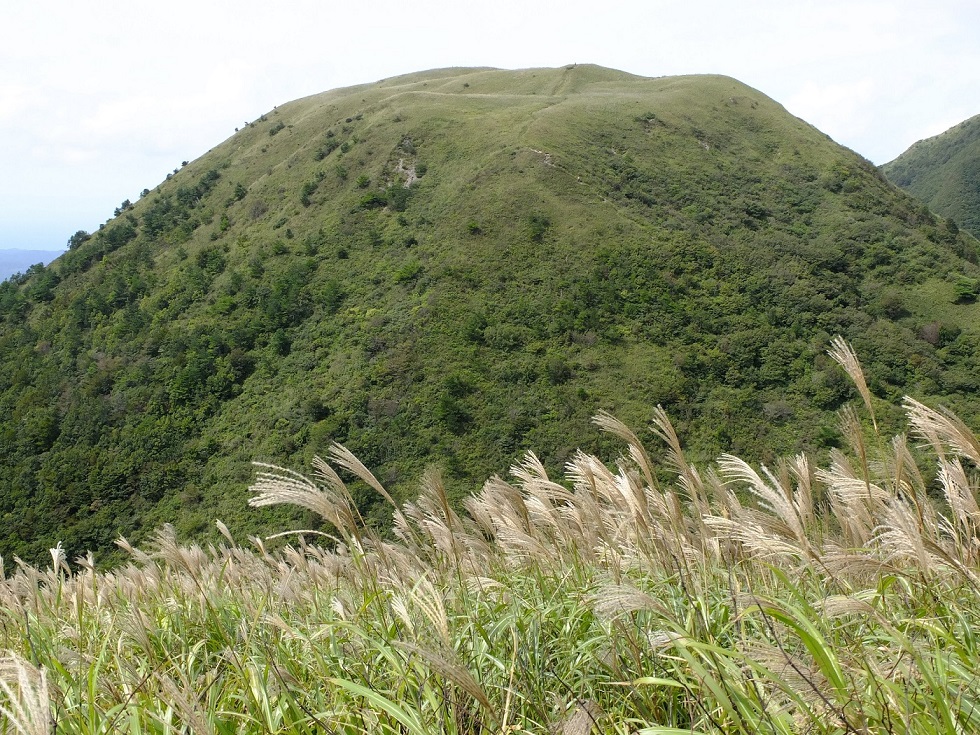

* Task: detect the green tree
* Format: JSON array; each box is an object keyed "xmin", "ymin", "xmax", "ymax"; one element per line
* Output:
[{"xmin": 67, "ymin": 230, "xmax": 90, "ymax": 250}]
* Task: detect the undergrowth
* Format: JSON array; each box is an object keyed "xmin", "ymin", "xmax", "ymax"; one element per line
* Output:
[{"xmin": 2, "ymin": 337, "xmax": 980, "ymax": 733}]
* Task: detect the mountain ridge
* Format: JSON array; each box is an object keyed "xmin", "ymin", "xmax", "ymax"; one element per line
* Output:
[{"xmin": 882, "ymin": 113, "xmax": 980, "ymax": 237}]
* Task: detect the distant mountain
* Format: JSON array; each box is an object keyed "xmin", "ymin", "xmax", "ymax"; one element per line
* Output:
[
  {"xmin": 2, "ymin": 65, "xmax": 979, "ymax": 564},
  {"xmin": 882, "ymin": 114, "xmax": 980, "ymax": 237},
  {"xmin": 0, "ymin": 249, "xmax": 64, "ymax": 281}
]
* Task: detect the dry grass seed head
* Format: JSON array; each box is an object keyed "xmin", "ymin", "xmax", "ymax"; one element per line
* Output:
[
  {"xmin": 565, "ymin": 452, "xmax": 628, "ymax": 540},
  {"xmin": 463, "ymin": 576, "xmax": 508, "ymax": 598},
  {"xmin": 818, "ymin": 545, "xmax": 902, "ymax": 582},
  {"xmin": 0, "ymin": 652, "xmax": 51, "ymax": 735},
  {"xmin": 872, "ymin": 499, "xmax": 942, "ymax": 573},
  {"xmin": 461, "ymin": 476, "xmax": 514, "ymax": 542},
  {"xmin": 888, "ymin": 434, "xmax": 928, "ymax": 498},
  {"xmin": 328, "ymin": 442, "xmax": 396, "ymax": 506},
  {"xmin": 327, "ymin": 442, "xmax": 428, "ymax": 549},
  {"xmin": 249, "ymin": 462, "xmax": 353, "ymax": 534},
  {"xmin": 651, "ymin": 404, "xmax": 715, "ymax": 517},
  {"xmin": 591, "ymin": 583, "xmax": 667, "ymax": 621},
  {"xmin": 816, "ymin": 463, "xmax": 891, "ymax": 548},
  {"xmin": 593, "ymin": 410, "xmax": 657, "ymax": 495},
  {"xmin": 401, "ymin": 576, "xmax": 451, "ymax": 647},
  {"xmin": 904, "ymin": 396, "xmax": 980, "ymax": 467},
  {"xmin": 509, "ymin": 452, "xmax": 594, "ymax": 555},
  {"xmin": 150, "ymin": 668, "xmax": 213, "ymax": 735},
  {"xmin": 702, "ymin": 515, "xmax": 809, "ymax": 565},
  {"xmin": 464, "ymin": 478, "xmax": 562, "ymax": 567},
  {"xmin": 828, "ymin": 335, "xmax": 877, "ymax": 432},
  {"xmin": 115, "ymin": 536, "xmax": 153, "ymax": 566},
  {"xmin": 396, "ymin": 640, "xmax": 498, "ymax": 721},
  {"xmin": 214, "ymin": 519, "xmax": 235, "ymax": 545},
  {"xmin": 718, "ymin": 454, "xmax": 811, "ymax": 552},
  {"xmin": 816, "ymin": 595, "xmax": 876, "ymax": 619},
  {"xmin": 146, "ymin": 524, "xmax": 207, "ymax": 581},
  {"xmin": 938, "ymin": 459, "xmax": 980, "ymax": 543},
  {"xmin": 740, "ymin": 640, "xmax": 831, "ymax": 712}
]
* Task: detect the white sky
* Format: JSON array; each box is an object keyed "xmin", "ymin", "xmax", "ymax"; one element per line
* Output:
[{"xmin": 2, "ymin": 0, "xmax": 979, "ymax": 250}]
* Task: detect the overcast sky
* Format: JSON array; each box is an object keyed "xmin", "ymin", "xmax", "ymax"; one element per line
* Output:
[{"xmin": 3, "ymin": 0, "xmax": 979, "ymax": 251}]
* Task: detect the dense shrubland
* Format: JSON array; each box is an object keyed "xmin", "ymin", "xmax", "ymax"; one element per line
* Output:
[{"xmin": 3, "ymin": 341, "xmax": 980, "ymax": 732}]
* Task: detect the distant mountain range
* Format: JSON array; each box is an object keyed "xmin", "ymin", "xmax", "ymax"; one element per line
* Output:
[
  {"xmin": 882, "ymin": 114, "xmax": 980, "ymax": 238},
  {"xmin": 0, "ymin": 249, "xmax": 64, "ymax": 281},
  {"xmin": 2, "ymin": 65, "xmax": 979, "ymax": 564}
]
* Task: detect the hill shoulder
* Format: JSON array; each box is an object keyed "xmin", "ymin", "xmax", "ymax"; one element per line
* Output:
[{"xmin": 882, "ymin": 114, "xmax": 980, "ymax": 236}]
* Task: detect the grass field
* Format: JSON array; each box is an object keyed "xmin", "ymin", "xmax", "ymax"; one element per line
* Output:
[{"xmin": 2, "ymin": 340, "xmax": 980, "ymax": 733}]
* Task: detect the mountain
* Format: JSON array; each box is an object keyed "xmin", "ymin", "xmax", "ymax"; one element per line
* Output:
[
  {"xmin": 0, "ymin": 249, "xmax": 65, "ymax": 281},
  {"xmin": 2, "ymin": 65, "xmax": 979, "ymax": 565},
  {"xmin": 882, "ymin": 114, "xmax": 980, "ymax": 237}
]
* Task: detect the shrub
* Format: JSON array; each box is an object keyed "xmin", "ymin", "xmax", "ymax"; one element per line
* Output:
[
  {"xmin": 385, "ymin": 185, "xmax": 413, "ymax": 212},
  {"xmin": 528, "ymin": 213, "xmax": 550, "ymax": 242},
  {"xmin": 954, "ymin": 275, "xmax": 980, "ymax": 303},
  {"xmin": 358, "ymin": 192, "xmax": 387, "ymax": 210},
  {"xmin": 67, "ymin": 230, "xmax": 91, "ymax": 250},
  {"xmin": 393, "ymin": 259, "xmax": 422, "ymax": 283},
  {"xmin": 300, "ymin": 181, "xmax": 319, "ymax": 207},
  {"xmin": 314, "ymin": 140, "xmax": 340, "ymax": 161}
]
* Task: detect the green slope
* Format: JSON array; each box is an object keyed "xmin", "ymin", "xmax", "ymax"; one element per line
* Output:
[
  {"xmin": 2, "ymin": 65, "xmax": 979, "ymax": 564},
  {"xmin": 882, "ymin": 113, "xmax": 980, "ymax": 237}
]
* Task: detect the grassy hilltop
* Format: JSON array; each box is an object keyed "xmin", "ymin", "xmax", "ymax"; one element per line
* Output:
[
  {"xmin": 882, "ymin": 113, "xmax": 980, "ymax": 238},
  {"xmin": 1, "ymin": 65, "xmax": 980, "ymax": 564}
]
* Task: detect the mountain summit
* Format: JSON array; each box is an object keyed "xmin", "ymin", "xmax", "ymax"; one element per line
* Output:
[{"xmin": 2, "ymin": 65, "xmax": 979, "ymax": 563}]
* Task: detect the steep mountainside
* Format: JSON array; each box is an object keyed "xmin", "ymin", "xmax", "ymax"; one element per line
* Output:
[
  {"xmin": 2, "ymin": 65, "xmax": 980, "ymax": 564},
  {"xmin": 882, "ymin": 114, "xmax": 980, "ymax": 237}
]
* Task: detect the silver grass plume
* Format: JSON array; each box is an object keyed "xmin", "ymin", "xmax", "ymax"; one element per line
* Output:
[
  {"xmin": 396, "ymin": 640, "xmax": 498, "ymax": 722},
  {"xmin": 903, "ymin": 396, "xmax": 980, "ymax": 467},
  {"xmin": 651, "ymin": 404, "xmax": 708, "ymax": 511},
  {"xmin": 590, "ymin": 583, "xmax": 667, "ymax": 620},
  {"xmin": 936, "ymin": 458, "xmax": 980, "ymax": 563},
  {"xmin": 828, "ymin": 335, "xmax": 877, "ymax": 432},
  {"xmin": 327, "ymin": 442, "xmax": 425, "ymax": 549},
  {"xmin": 0, "ymin": 653, "xmax": 51, "ymax": 735},
  {"xmin": 593, "ymin": 410, "xmax": 657, "ymax": 500},
  {"xmin": 716, "ymin": 454, "xmax": 817, "ymax": 561}
]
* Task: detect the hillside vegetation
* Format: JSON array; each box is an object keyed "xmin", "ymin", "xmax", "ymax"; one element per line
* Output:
[
  {"xmin": 1, "ymin": 65, "xmax": 980, "ymax": 564},
  {"xmin": 3, "ymin": 354, "xmax": 980, "ymax": 733},
  {"xmin": 882, "ymin": 113, "xmax": 980, "ymax": 237}
]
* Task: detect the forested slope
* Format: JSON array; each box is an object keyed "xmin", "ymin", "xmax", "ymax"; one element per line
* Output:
[{"xmin": 2, "ymin": 65, "xmax": 979, "ymax": 564}]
